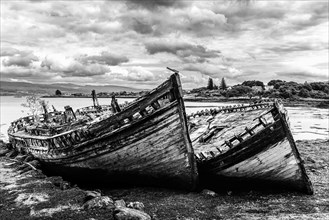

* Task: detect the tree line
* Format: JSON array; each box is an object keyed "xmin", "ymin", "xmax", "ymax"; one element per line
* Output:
[{"xmin": 192, "ymin": 78, "xmax": 329, "ymax": 99}]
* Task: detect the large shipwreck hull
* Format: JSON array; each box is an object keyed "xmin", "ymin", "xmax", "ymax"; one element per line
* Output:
[
  {"xmin": 189, "ymin": 101, "xmax": 313, "ymax": 194},
  {"xmin": 8, "ymin": 73, "xmax": 198, "ymax": 190}
]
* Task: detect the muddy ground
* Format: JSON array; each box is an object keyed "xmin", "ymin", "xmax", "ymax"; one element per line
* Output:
[{"xmin": 1, "ymin": 139, "xmax": 328, "ymax": 219}]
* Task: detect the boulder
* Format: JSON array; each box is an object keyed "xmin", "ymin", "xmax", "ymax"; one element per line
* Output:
[
  {"xmin": 201, "ymin": 189, "xmax": 218, "ymax": 197},
  {"xmin": 115, "ymin": 199, "xmax": 126, "ymax": 208},
  {"xmin": 127, "ymin": 202, "xmax": 145, "ymax": 211},
  {"xmin": 83, "ymin": 196, "xmax": 114, "ymax": 210},
  {"xmin": 114, "ymin": 207, "xmax": 151, "ymax": 220},
  {"xmin": 84, "ymin": 190, "xmax": 102, "ymax": 202}
]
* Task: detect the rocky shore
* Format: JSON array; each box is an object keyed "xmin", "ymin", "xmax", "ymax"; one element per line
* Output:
[
  {"xmin": 1, "ymin": 139, "xmax": 328, "ymax": 219},
  {"xmin": 0, "ymin": 141, "xmax": 151, "ymax": 220}
]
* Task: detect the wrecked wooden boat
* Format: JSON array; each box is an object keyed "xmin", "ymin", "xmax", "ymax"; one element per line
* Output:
[
  {"xmin": 188, "ymin": 101, "xmax": 313, "ymax": 194},
  {"xmin": 8, "ymin": 73, "xmax": 198, "ymax": 190}
]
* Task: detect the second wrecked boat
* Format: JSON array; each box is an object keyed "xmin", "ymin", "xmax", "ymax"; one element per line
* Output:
[{"xmin": 188, "ymin": 101, "xmax": 313, "ymax": 194}]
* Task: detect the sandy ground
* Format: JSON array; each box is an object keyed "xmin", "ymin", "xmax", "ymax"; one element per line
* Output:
[{"xmin": 1, "ymin": 139, "xmax": 328, "ymax": 220}]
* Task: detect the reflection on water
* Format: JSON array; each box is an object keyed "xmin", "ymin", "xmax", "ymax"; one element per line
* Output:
[{"xmin": 0, "ymin": 96, "xmax": 328, "ymax": 141}]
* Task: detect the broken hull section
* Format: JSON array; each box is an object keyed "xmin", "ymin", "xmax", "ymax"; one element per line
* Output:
[{"xmin": 191, "ymin": 102, "xmax": 313, "ymax": 194}]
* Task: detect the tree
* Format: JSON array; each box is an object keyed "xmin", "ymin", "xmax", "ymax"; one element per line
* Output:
[
  {"xmin": 55, "ymin": 89, "xmax": 62, "ymax": 96},
  {"xmin": 220, "ymin": 77, "xmax": 227, "ymax": 90},
  {"xmin": 21, "ymin": 95, "xmax": 49, "ymax": 120},
  {"xmin": 207, "ymin": 78, "xmax": 214, "ymax": 90},
  {"xmin": 226, "ymin": 85, "xmax": 252, "ymax": 97},
  {"xmin": 242, "ymin": 80, "xmax": 264, "ymax": 88},
  {"xmin": 298, "ymin": 88, "xmax": 310, "ymax": 98},
  {"xmin": 268, "ymin": 79, "xmax": 286, "ymax": 89},
  {"xmin": 303, "ymin": 82, "xmax": 312, "ymax": 91}
]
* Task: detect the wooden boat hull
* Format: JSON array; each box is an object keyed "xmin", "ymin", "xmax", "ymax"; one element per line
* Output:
[
  {"xmin": 190, "ymin": 102, "xmax": 313, "ymax": 194},
  {"xmin": 9, "ymin": 73, "xmax": 198, "ymax": 190},
  {"xmin": 41, "ymin": 102, "xmax": 196, "ymax": 188}
]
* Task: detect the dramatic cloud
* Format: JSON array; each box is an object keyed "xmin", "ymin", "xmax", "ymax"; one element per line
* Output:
[
  {"xmin": 0, "ymin": 0, "xmax": 327, "ymax": 88},
  {"xmin": 265, "ymin": 44, "xmax": 327, "ymax": 54},
  {"xmin": 40, "ymin": 55, "xmax": 110, "ymax": 77},
  {"xmin": 145, "ymin": 40, "xmax": 221, "ymax": 63},
  {"xmin": 275, "ymin": 71, "xmax": 328, "ymax": 80},
  {"xmin": 126, "ymin": 0, "xmax": 187, "ymax": 10},
  {"xmin": 183, "ymin": 63, "xmax": 244, "ymax": 79},
  {"xmin": 2, "ymin": 50, "xmax": 39, "ymax": 67},
  {"xmin": 109, "ymin": 66, "xmax": 156, "ymax": 82},
  {"xmin": 0, "ymin": 47, "xmax": 21, "ymax": 57},
  {"xmin": 78, "ymin": 52, "xmax": 129, "ymax": 66}
]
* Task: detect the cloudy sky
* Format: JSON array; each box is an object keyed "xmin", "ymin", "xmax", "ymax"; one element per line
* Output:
[{"xmin": 0, "ymin": 0, "xmax": 328, "ymax": 89}]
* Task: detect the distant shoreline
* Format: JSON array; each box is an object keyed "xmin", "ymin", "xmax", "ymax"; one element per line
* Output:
[
  {"xmin": 184, "ymin": 97, "xmax": 329, "ymax": 108},
  {"xmin": 1, "ymin": 94, "xmax": 328, "ymax": 108},
  {"xmin": 40, "ymin": 95, "xmax": 139, "ymax": 98}
]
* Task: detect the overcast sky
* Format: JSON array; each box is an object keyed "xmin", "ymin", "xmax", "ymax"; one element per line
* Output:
[{"xmin": 0, "ymin": 0, "xmax": 328, "ymax": 89}]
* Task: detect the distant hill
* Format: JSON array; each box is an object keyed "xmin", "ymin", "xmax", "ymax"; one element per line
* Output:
[{"xmin": 0, "ymin": 81, "xmax": 142, "ymax": 96}]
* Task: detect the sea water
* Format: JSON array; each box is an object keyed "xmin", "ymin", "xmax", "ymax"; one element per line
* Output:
[{"xmin": 0, "ymin": 96, "xmax": 328, "ymax": 141}]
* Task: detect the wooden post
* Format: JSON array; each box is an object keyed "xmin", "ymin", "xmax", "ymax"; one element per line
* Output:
[{"xmin": 111, "ymin": 96, "xmax": 122, "ymax": 113}]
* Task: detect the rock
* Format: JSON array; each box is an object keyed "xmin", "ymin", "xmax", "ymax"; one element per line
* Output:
[
  {"xmin": 202, "ymin": 189, "xmax": 218, "ymax": 197},
  {"xmin": 115, "ymin": 199, "xmax": 126, "ymax": 208},
  {"xmin": 6, "ymin": 150, "xmax": 18, "ymax": 158},
  {"xmin": 83, "ymin": 196, "xmax": 114, "ymax": 210},
  {"xmin": 127, "ymin": 202, "xmax": 145, "ymax": 211},
  {"xmin": 84, "ymin": 190, "xmax": 102, "ymax": 202},
  {"xmin": 114, "ymin": 207, "xmax": 151, "ymax": 220}
]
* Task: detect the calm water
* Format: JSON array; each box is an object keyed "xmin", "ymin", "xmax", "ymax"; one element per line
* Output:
[{"xmin": 0, "ymin": 96, "xmax": 328, "ymax": 141}]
